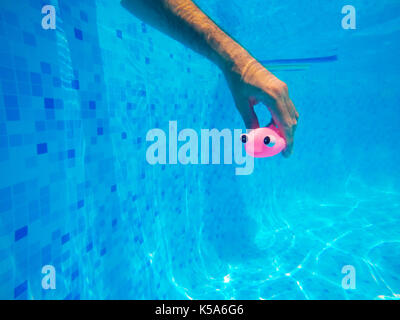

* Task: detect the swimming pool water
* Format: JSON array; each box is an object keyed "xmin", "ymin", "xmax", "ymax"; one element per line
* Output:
[{"xmin": 0, "ymin": 0, "xmax": 399, "ymax": 299}]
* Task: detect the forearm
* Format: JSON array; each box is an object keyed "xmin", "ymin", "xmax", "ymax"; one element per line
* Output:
[{"xmin": 120, "ymin": 0, "xmax": 256, "ymax": 74}]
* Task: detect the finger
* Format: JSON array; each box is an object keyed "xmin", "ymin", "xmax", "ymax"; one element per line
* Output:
[
  {"xmin": 283, "ymin": 95, "xmax": 296, "ymax": 120},
  {"xmin": 265, "ymin": 98, "xmax": 290, "ymax": 134},
  {"xmin": 288, "ymin": 101, "xmax": 298, "ymax": 134},
  {"xmin": 282, "ymin": 134, "xmax": 294, "ymax": 158},
  {"xmin": 271, "ymin": 100, "xmax": 295, "ymax": 158},
  {"xmin": 289, "ymin": 103, "xmax": 298, "ymax": 131},
  {"xmin": 234, "ymin": 95, "xmax": 260, "ymax": 129},
  {"xmin": 281, "ymin": 123, "xmax": 294, "ymax": 157},
  {"xmin": 238, "ymin": 106, "xmax": 259, "ymax": 129},
  {"xmin": 290, "ymin": 100, "xmax": 299, "ymax": 120},
  {"xmin": 282, "ymin": 99, "xmax": 298, "ymax": 157}
]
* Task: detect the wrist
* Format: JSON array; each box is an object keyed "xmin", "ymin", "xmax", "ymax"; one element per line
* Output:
[
  {"xmin": 201, "ymin": 26, "xmax": 254, "ymax": 75},
  {"xmin": 217, "ymin": 44, "xmax": 256, "ymax": 76}
]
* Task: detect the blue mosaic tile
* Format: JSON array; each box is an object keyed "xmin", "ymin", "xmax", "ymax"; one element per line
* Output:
[
  {"xmin": 15, "ymin": 226, "xmax": 28, "ymax": 241},
  {"xmin": 74, "ymin": 28, "xmax": 83, "ymax": 40},
  {"xmin": 36, "ymin": 143, "xmax": 47, "ymax": 154},
  {"xmin": 14, "ymin": 281, "xmax": 28, "ymax": 298},
  {"xmin": 22, "ymin": 32, "xmax": 36, "ymax": 46},
  {"xmin": 40, "ymin": 62, "xmax": 51, "ymax": 74},
  {"xmin": 44, "ymin": 97, "xmax": 54, "ymax": 109}
]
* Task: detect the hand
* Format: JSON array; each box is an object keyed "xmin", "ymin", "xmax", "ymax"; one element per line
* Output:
[{"xmin": 223, "ymin": 58, "xmax": 299, "ymax": 157}]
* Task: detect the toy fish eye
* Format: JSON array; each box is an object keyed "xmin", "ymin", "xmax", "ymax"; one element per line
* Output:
[
  {"xmin": 264, "ymin": 135, "xmax": 276, "ymax": 147},
  {"xmin": 240, "ymin": 134, "xmax": 248, "ymax": 143}
]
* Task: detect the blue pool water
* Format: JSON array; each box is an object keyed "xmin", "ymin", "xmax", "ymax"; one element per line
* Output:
[{"xmin": 0, "ymin": 0, "xmax": 400, "ymax": 299}]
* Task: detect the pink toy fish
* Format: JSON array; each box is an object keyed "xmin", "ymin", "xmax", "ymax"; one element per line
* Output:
[{"xmin": 241, "ymin": 124, "xmax": 286, "ymax": 158}]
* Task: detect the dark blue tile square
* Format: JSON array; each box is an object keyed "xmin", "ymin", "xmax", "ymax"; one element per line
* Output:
[
  {"xmin": 30, "ymin": 72, "xmax": 41, "ymax": 84},
  {"xmin": 71, "ymin": 270, "xmax": 79, "ymax": 280},
  {"xmin": 74, "ymin": 28, "xmax": 83, "ymax": 40},
  {"xmin": 0, "ymin": 135, "xmax": 7, "ymax": 148},
  {"xmin": 23, "ymin": 32, "xmax": 36, "ymax": 46},
  {"xmin": 44, "ymin": 98, "xmax": 54, "ymax": 109},
  {"xmin": 37, "ymin": 143, "xmax": 48, "ymax": 154},
  {"xmin": 80, "ymin": 11, "xmax": 88, "ymax": 22},
  {"xmin": 15, "ymin": 226, "xmax": 28, "ymax": 241},
  {"xmin": 61, "ymin": 233, "xmax": 70, "ymax": 244},
  {"xmin": 0, "ymin": 122, "xmax": 7, "ymax": 136},
  {"xmin": 3, "ymin": 10, "xmax": 19, "ymax": 26},
  {"xmin": 67, "ymin": 149, "xmax": 75, "ymax": 158},
  {"xmin": 3, "ymin": 95, "xmax": 18, "ymax": 108},
  {"xmin": 77, "ymin": 199, "xmax": 84, "ymax": 209},
  {"xmin": 41, "ymin": 245, "xmax": 51, "ymax": 263},
  {"xmin": 6, "ymin": 108, "xmax": 20, "ymax": 121},
  {"xmin": 0, "ymin": 67, "xmax": 14, "ymax": 81},
  {"xmin": 86, "ymin": 242, "xmax": 93, "ymax": 252},
  {"xmin": 40, "ymin": 62, "xmax": 51, "ymax": 74},
  {"xmin": 71, "ymin": 79, "xmax": 79, "ymax": 89},
  {"xmin": 14, "ymin": 281, "xmax": 28, "ymax": 298},
  {"xmin": 32, "ymin": 85, "xmax": 43, "ymax": 96}
]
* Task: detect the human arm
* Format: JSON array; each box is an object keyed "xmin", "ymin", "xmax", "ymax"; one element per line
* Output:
[{"xmin": 121, "ymin": 0, "xmax": 299, "ymax": 156}]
